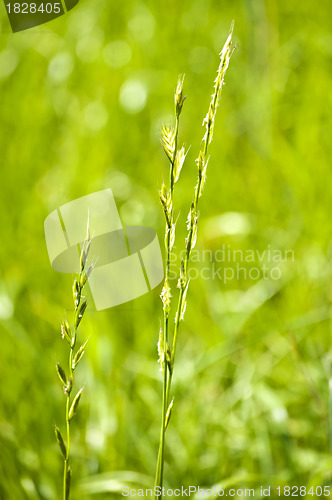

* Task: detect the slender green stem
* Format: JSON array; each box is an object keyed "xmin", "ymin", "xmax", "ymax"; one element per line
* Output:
[
  {"xmin": 63, "ymin": 396, "xmax": 70, "ymax": 500},
  {"xmin": 165, "ymin": 285, "xmax": 184, "ymax": 406},
  {"xmin": 154, "ymin": 317, "xmax": 169, "ymax": 494},
  {"xmin": 154, "ymin": 206, "xmax": 173, "ymax": 496},
  {"xmin": 63, "ymin": 333, "xmax": 75, "ymax": 500}
]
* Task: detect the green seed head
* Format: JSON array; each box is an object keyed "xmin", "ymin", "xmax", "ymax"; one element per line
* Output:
[{"xmin": 175, "ymin": 74, "xmax": 186, "ymax": 118}]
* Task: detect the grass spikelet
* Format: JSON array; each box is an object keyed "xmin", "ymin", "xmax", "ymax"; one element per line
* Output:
[{"xmin": 161, "ymin": 125, "xmax": 176, "ymax": 163}]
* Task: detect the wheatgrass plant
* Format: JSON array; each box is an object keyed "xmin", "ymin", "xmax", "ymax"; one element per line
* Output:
[
  {"xmin": 155, "ymin": 26, "xmax": 234, "ymax": 496},
  {"xmin": 54, "ymin": 222, "xmax": 94, "ymax": 500}
]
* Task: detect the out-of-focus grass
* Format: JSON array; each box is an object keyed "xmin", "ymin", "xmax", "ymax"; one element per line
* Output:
[{"xmin": 0, "ymin": 0, "xmax": 332, "ymax": 498}]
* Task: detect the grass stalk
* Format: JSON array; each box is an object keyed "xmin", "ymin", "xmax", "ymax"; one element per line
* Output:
[
  {"xmin": 154, "ymin": 25, "xmax": 234, "ymax": 497},
  {"xmin": 155, "ymin": 75, "xmax": 186, "ymax": 494},
  {"xmin": 55, "ymin": 221, "xmax": 94, "ymax": 500}
]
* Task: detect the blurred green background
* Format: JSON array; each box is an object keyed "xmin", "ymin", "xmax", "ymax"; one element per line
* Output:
[{"xmin": 1, "ymin": 0, "xmax": 332, "ymax": 498}]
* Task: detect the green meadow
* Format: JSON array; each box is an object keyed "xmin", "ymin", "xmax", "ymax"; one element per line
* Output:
[{"xmin": 0, "ymin": 0, "xmax": 331, "ymax": 498}]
